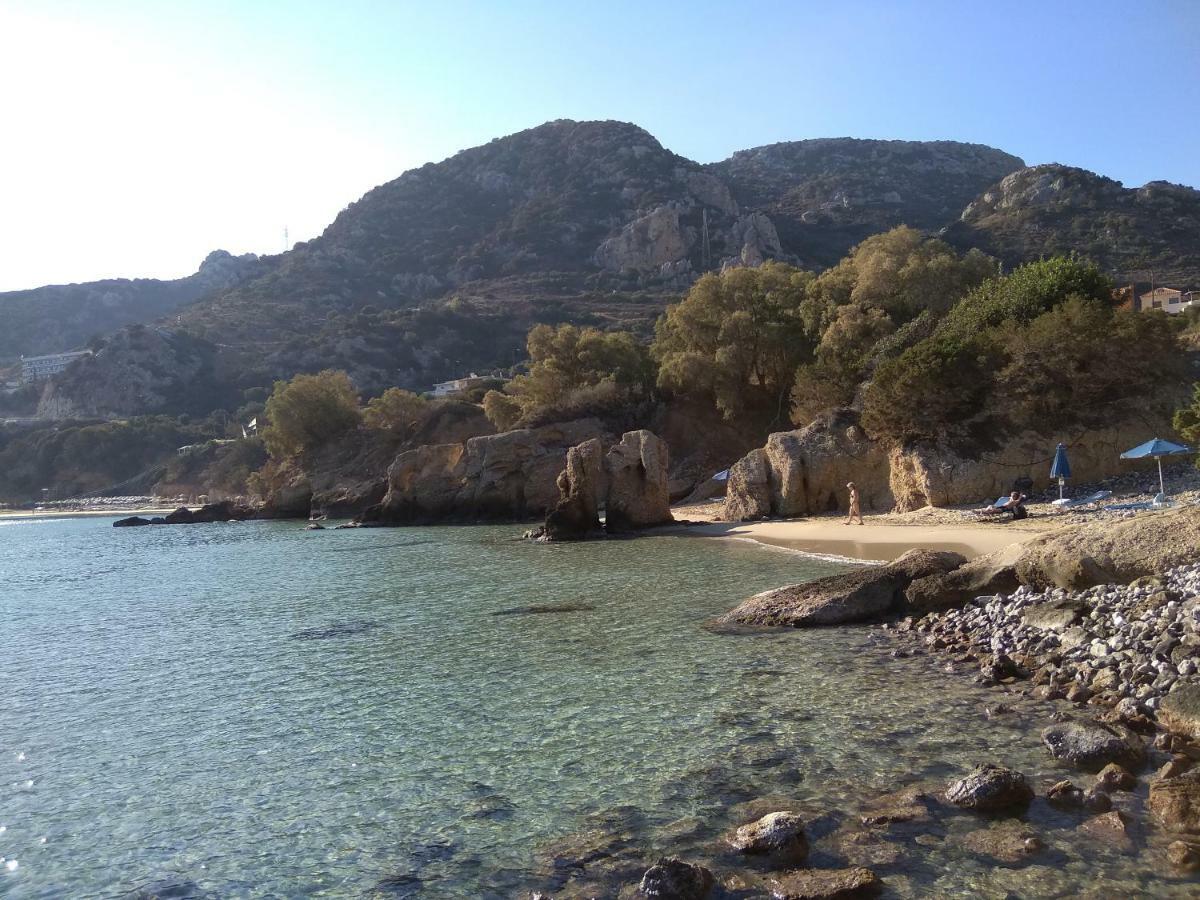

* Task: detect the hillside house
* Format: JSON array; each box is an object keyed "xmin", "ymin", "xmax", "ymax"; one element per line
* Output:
[
  {"xmin": 20, "ymin": 350, "xmax": 91, "ymax": 383},
  {"xmin": 431, "ymin": 373, "xmax": 489, "ymax": 398},
  {"xmin": 1138, "ymin": 286, "xmax": 1196, "ymax": 315}
]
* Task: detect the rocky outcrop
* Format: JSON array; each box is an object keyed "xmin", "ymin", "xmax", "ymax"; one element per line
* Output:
[
  {"xmin": 945, "ymin": 764, "xmax": 1034, "ymax": 813},
  {"xmin": 715, "ymin": 549, "xmax": 965, "ymax": 628},
  {"xmin": 360, "ymin": 419, "xmax": 604, "ymax": 525},
  {"xmin": 604, "ymin": 430, "xmax": 672, "ymax": 531},
  {"xmin": 722, "ymin": 410, "xmax": 892, "ymax": 520},
  {"xmin": 889, "ymin": 424, "xmax": 1172, "ymax": 513},
  {"xmin": 543, "ymin": 438, "xmax": 605, "ymax": 540},
  {"xmin": 907, "ymin": 506, "xmax": 1200, "ymax": 611},
  {"xmin": 726, "ymin": 413, "xmax": 1176, "ymax": 520},
  {"xmin": 594, "ymin": 204, "xmax": 691, "ymax": 273},
  {"xmin": 113, "ymin": 500, "xmax": 257, "ymax": 527}
]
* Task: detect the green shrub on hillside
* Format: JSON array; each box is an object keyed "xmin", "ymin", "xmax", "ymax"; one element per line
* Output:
[
  {"xmin": 363, "ymin": 388, "xmax": 429, "ymax": 437},
  {"xmin": 261, "ymin": 370, "xmax": 362, "ymax": 459}
]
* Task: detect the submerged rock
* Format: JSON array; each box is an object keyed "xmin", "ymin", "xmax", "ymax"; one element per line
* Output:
[
  {"xmin": 1041, "ymin": 721, "xmax": 1146, "ymax": 771},
  {"xmin": 716, "ymin": 549, "xmax": 965, "ymax": 628},
  {"xmin": 945, "ymin": 764, "xmax": 1034, "ymax": 813},
  {"xmin": 636, "ymin": 857, "xmax": 714, "ymax": 899},
  {"xmin": 490, "ymin": 603, "xmax": 597, "ymax": 616},
  {"xmin": 957, "ymin": 820, "xmax": 1044, "ymax": 864},
  {"xmin": 290, "ymin": 620, "xmax": 382, "ymax": 640},
  {"xmin": 113, "ymin": 516, "xmax": 151, "ymax": 527},
  {"xmin": 765, "ymin": 865, "xmax": 882, "ymax": 899},
  {"xmin": 728, "ymin": 811, "xmax": 809, "ymax": 866}
]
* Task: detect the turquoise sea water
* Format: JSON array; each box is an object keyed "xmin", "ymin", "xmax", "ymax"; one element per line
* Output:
[{"xmin": 0, "ymin": 517, "xmax": 1195, "ymax": 898}]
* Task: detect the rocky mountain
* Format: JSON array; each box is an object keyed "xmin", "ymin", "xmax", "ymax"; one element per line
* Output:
[
  {"xmin": 943, "ymin": 164, "xmax": 1200, "ymax": 287},
  {"xmin": 0, "ymin": 250, "xmax": 264, "ymax": 362},
  {"xmin": 24, "ymin": 120, "xmax": 1200, "ymax": 419},
  {"xmin": 707, "ymin": 138, "xmax": 1025, "ymax": 268}
]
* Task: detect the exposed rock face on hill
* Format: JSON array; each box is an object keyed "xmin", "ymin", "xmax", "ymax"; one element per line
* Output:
[
  {"xmin": 0, "ymin": 250, "xmax": 262, "ymax": 361},
  {"xmin": 360, "ymin": 419, "xmax": 604, "ymax": 525},
  {"xmin": 35, "ymin": 324, "xmax": 231, "ymax": 419},
  {"xmin": 944, "ymin": 164, "xmax": 1200, "ymax": 286},
  {"xmin": 708, "ymin": 138, "xmax": 1024, "ymax": 268}
]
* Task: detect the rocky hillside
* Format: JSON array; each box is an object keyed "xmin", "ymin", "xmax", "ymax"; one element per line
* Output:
[
  {"xmin": 0, "ymin": 250, "xmax": 263, "ymax": 362},
  {"xmin": 944, "ymin": 164, "xmax": 1200, "ymax": 286},
  {"xmin": 26, "ymin": 121, "xmax": 1200, "ymax": 419},
  {"xmin": 707, "ymin": 138, "xmax": 1024, "ymax": 268}
]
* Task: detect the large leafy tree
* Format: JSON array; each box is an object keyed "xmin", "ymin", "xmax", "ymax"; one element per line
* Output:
[
  {"xmin": 653, "ymin": 262, "xmax": 815, "ymax": 421},
  {"xmin": 261, "ymin": 369, "xmax": 361, "ymax": 458},
  {"xmin": 482, "ymin": 324, "xmax": 656, "ymax": 428}
]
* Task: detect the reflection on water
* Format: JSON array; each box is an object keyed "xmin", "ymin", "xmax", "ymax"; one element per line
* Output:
[{"xmin": 0, "ymin": 519, "xmax": 1194, "ymax": 897}]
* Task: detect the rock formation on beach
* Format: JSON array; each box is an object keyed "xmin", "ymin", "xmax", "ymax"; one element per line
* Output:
[
  {"xmin": 540, "ymin": 429, "xmax": 673, "ymax": 540},
  {"xmin": 358, "ymin": 419, "xmax": 604, "ymax": 525},
  {"xmin": 722, "ymin": 410, "xmax": 1178, "ymax": 519},
  {"xmin": 714, "ymin": 549, "xmax": 965, "ymax": 628}
]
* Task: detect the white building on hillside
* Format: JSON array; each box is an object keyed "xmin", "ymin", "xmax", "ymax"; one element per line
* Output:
[
  {"xmin": 20, "ymin": 350, "xmax": 91, "ymax": 383},
  {"xmin": 431, "ymin": 373, "xmax": 489, "ymax": 398},
  {"xmin": 1139, "ymin": 286, "xmax": 1198, "ymax": 315}
]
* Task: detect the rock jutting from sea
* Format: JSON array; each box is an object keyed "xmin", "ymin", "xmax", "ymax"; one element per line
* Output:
[{"xmin": 538, "ymin": 429, "xmax": 674, "ymax": 541}]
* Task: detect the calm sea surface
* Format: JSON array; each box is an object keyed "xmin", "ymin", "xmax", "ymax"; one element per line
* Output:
[{"xmin": 0, "ymin": 517, "xmax": 1195, "ymax": 898}]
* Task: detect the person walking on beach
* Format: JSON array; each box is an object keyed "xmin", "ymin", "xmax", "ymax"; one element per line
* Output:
[{"xmin": 845, "ymin": 481, "xmax": 864, "ymax": 525}]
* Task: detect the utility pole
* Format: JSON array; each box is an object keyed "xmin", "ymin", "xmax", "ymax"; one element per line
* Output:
[{"xmin": 283, "ymin": 226, "xmax": 289, "ymax": 253}]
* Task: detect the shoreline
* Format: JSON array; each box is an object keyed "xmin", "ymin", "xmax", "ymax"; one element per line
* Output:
[
  {"xmin": 668, "ymin": 513, "xmax": 1044, "ymax": 563},
  {"xmin": 0, "ymin": 507, "xmax": 183, "ymax": 521}
]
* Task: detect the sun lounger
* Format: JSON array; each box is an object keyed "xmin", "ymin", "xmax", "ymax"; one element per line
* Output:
[
  {"xmin": 1051, "ymin": 490, "xmax": 1112, "ymax": 509},
  {"xmin": 1103, "ymin": 494, "xmax": 1175, "ymax": 512}
]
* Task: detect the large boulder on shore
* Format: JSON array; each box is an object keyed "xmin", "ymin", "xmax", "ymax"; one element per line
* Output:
[
  {"xmin": 543, "ymin": 438, "xmax": 605, "ymax": 541},
  {"xmin": 716, "ymin": 549, "xmax": 966, "ymax": 628},
  {"xmin": 721, "ymin": 410, "xmax": 892, "ymax": 520},
  {"xmin": 1150, "ymin": 771, "xmax": 1200, "ymax": 834},
  {"xmin": 360, "ymin": 419, "xmax": 603, "ymax": 525},
  {"xmin": 906, "ymin": 506, "xmax": 1200, "ymax": 612},
  {"xmin": 1041, "ymin": 720, "xmax": 1146, "ymax": 772},
  {"xmin": 1159, "ymin": 684, "xmax": 1200, "ymax": 741},
  {"xmin": 604, "ymin": 430, "xmax": 672, "ymax": 532}
]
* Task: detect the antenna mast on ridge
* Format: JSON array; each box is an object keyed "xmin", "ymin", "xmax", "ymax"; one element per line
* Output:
[{"xmin": 283, "ymin": 226, "xmax": 289, "ymax": 252}]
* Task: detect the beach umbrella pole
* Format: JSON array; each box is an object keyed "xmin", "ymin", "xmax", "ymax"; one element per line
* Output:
[{"xmin": 1158, "ymin": 457, "xmax": 1166, "ymax": 497}]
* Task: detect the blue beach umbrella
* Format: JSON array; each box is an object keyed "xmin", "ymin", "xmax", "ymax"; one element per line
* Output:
[
  {"xmin": 1050, "ymin": 443, "xmax": 1071, "ymax": 499},
  {"xmin": 1119, "ymin": 438, "xmax": 1193, "ymax": 497}
]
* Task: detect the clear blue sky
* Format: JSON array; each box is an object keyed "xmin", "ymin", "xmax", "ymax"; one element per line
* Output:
[{"xmin": 1, "ymin": 0, "xmax": 1197, "ymax": 290}]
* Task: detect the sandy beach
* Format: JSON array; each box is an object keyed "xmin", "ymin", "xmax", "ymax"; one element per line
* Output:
[{"xmin": 671, "ymin": 500, "xmax": 1051, "ymax": 562}]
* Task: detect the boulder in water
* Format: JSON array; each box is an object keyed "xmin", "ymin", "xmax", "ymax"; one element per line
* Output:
[
  {"xmin": 727, "ymin": 811, "xmax": 809, "ymax": 866},
  {"xmin": 112, "ymin": 516, "xmax": 151, "ymax": 527},
  {"xmin": 604, "ymin": 429, "xmax": 672, "ymax": 532},
  {"xmin": 636, "ymin": 857, "xmax": 714, "ymax": 899},
  {"xmin": 1041, "ymin": 721, "xmax": 1146, "ymax": 771},
  {"xmin": 945, "ymin": 764, "xmax": 1034, "ymax": 813},
  {"xmin": 543, "ymin": 438, "xmax": 605, "ymax": 541}
]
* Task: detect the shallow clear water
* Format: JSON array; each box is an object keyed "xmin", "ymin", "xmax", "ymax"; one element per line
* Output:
[{"xmin": 0, "ymin": 518, "xmax": 1195, "ymax": 898}]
